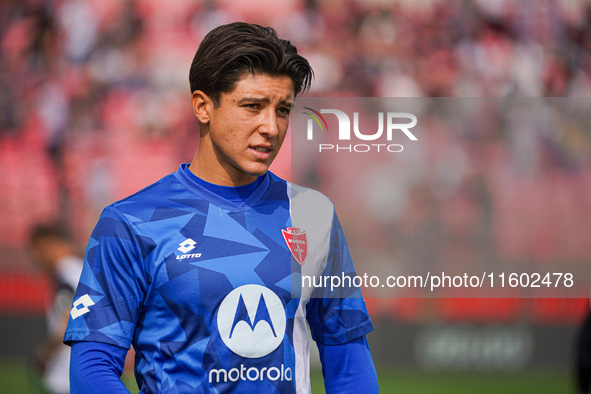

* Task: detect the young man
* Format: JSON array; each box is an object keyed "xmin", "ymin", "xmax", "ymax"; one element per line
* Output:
[{"xmin": 65, "ymin": 22, "xmax": 378, "ymax": 393}]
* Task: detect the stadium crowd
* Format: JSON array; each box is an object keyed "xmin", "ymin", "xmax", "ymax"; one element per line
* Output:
[{"xmin": 1, "ymin": 0, "xmax": 591, "ymax": 319}]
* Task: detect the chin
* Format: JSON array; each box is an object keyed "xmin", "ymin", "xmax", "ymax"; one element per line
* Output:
[
  {"xmin": 244, "ymin": 164, "xmax": 270, "ymax": 177},
  {"xmin": 248, "ymin": 169, "xmax": 268, "ymax": 177}
]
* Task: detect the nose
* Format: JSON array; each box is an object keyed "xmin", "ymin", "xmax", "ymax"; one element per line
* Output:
[{"xmin": 259, "ymin": 108, "xmax": 279, "ymax": 138}]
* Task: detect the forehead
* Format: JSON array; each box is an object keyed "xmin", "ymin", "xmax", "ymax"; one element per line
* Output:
[{"xmin": 224, "ymin": 73, "xmax": 294, "ymax": 100}]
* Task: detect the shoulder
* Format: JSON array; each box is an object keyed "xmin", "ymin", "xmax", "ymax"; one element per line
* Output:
[
  {"xmin": 88, "ymin": 170, "xmax": 185, "ymax": 243},
  {"xmin": 268, "ymin": 173, "xmax": 336, "ymax": 233},
  {"xmin": 110, "ymin": 171, "xmax": 181, "ymax": 209},
  {"xmin": 98, "ymin": 168, "xmax": 190, "ymax": 225},
  {"xmin": 268, "ymin": 172, "xmax": 334, "ymax": 209},
  {"xmin": 287, "ymin": 181, "xmax": 335, "ymax": 221}
]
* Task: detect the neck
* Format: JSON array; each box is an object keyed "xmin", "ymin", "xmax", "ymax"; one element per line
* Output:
[{"xmin": 189, "ymin": 151, "xmax": 257, "ymax": 187}]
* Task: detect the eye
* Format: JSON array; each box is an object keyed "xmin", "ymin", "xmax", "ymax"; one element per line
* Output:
[
  {"xmin": 243, "ymin": 103, "xmax": 260, "ymax": 110},
  {"xmin": 277, "ymin": 107, "xmax": 291, "ymax": 117}
]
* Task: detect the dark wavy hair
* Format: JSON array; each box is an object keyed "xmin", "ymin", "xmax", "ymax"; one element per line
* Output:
[{"xmin": 189, "ymin": 22, "xmax": 313, "ymax": 106}]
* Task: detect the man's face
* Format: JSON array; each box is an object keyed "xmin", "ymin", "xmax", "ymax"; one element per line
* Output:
[
  {"xmin": 193, "ymin": 73, "xmax": 294, "ymax": 186},
  {"xmin": 29, "ymin": 239, "xmax": 53, "ymax": 272}
]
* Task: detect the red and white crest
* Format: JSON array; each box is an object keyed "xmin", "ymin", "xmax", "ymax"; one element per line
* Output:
[{"xmin": 281, "ymin": 227, "xmax": 308, "ymax": 266}]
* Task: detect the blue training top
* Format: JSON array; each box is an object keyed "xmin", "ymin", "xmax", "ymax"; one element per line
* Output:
[{"xmin": 64, "ymin": 164, "xmax": 373, "ymax": 393}]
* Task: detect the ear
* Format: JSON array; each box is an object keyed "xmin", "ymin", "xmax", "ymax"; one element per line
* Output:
[{"xmin": 191, "ymin": 90, "xmax": 213, "ymax": 124}]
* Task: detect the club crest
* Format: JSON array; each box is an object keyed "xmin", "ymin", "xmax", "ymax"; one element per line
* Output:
[{"xmin": 281, "ymin": 227, "xmax": 308, "ymax": 266}]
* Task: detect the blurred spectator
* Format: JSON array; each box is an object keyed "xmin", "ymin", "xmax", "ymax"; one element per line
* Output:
[
  {"xmin": 578, "ymin": 300, "xmax": 591, "ymax": 394},
  {"xmin": 29, "ymin": 223, "xmax": 82, "ymax": 394},
  {"xmin": 0, "ymin": 1, "xmax": 588, "ymax": 252},
  {"xmin": 0, "ymin": 0, "xmax": 590, "ymax": 333}
]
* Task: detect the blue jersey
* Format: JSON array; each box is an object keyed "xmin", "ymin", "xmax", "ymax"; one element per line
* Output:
[{"xmin": 64, "ymin": 164, "xmax": 372, "ymax": 393}]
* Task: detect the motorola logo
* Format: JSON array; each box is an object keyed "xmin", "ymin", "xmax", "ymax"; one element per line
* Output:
[{"xmin": 217, "ymin": 285, "xmax": 286, "ymax": 358}]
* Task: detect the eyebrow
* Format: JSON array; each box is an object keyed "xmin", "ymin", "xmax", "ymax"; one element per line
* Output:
[{"xmin": 237, "ymin": 97, "xmax": 293, "ymax": 106}]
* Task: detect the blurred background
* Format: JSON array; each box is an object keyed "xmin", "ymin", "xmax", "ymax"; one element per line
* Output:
[{"xmin": 1, "ymin": 0, "xmax": 591, "ymax": 392}]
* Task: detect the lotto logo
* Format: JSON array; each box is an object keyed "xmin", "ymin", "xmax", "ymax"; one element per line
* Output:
[
  {"xmin": 70, "ymin": 294, "xmax": 95, "ymax": 319},
  {"xmin": 178, "ymin": 238, "xmax": 196, "ymax": 253}
]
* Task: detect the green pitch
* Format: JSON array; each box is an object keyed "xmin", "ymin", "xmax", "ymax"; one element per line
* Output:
[
  {"xmin": 371, "ymin": 368, "xmax": 575, "ymax": 394},
  {"xmin": 0, "ymin": 358, "xmax": 574, "ymax": 393}
]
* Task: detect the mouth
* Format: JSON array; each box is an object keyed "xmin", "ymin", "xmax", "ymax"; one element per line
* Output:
[
  {"xmin": 251, "ymin": 146, "xmax": 273, "ymax": 153},
  {"xmin": 250, "ymin": 145, "xmax": 274, "ymax": 160}
]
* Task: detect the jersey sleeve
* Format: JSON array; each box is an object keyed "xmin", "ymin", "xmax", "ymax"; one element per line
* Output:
[
  {"xmin": 318, "ymin": 336, "xmax": 379, "ymax": 394},
  {"xmin": 64, "ymin": 206, "xmax": 152, "ymax": 349},
  {"xmin": 306, "ymin": 209, "xmax": 373, "ymax": 345},
  {"xmin": 70, "ymin": 341, "xmax": 130, "ymax": 393}
]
